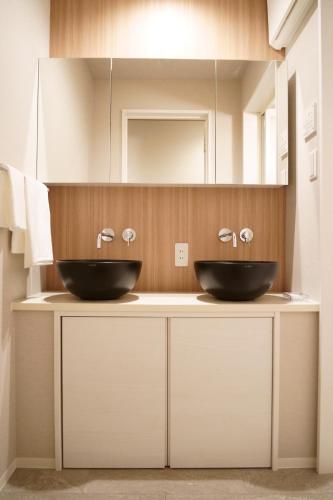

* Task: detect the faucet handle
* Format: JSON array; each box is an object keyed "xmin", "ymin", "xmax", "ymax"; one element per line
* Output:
[
  {"xmin": 97, "ymin": 228, "xmax": 115, "ymax": 249},
  {"xmin": 122, "ymin": 228, "xmax": 136, "ymax": 246},
  {"xmin": 218, "ymin": 228, "xmax": 237, "ymax": 248},
  {"xmin": 240, "ymin": 228, "xmax": 253, "ymax": 243},
  {"xmin": 218, "ymin": 228, "xmax": 232, "ymax": 242}
]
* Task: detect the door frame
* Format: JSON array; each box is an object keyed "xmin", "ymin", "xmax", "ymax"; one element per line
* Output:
[{"xmin": 121, "ymin": 109, "xmax": 215, "ymax": 184}]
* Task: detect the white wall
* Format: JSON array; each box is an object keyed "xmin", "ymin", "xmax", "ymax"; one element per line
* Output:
[
  {"xmin": 317, "ymin": 0, "xmax": 333, "ymax": 474},
  {"xmin": 0, "ymin": 0, "xmax": 50, "ymax": 480},
  {"xmin": 285, "ymin": 6, "xmax": 320, "ymax": 299}
]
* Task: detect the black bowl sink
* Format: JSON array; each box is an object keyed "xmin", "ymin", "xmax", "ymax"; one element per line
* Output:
[
  {"xmin": 57, "ymin": 260, "xmax": 142, "ymax": 300},
  {"xmin": 194, "ymin": 260, "xmax": 278, "ymax": 301}
]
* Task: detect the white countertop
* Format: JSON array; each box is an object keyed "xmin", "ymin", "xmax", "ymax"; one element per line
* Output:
[{"xmin": 11, "ymin": 292, "xmax": 320, "ymax": 313}]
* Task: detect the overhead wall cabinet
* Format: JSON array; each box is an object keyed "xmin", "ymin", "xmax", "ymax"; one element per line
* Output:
[
  {"xmin": 37, "ymin": 58, "xmax": 111, "ymax": 183},
  {"xmin": 215, "ymin": 60, "xmax": 288, "ymax": 184},
  {"xmin": 37, "ymin": 58, "xmax": 288, "ymax": 186}
]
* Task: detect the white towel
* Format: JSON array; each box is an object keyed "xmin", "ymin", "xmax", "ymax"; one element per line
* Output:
[
  {"xmin": 24, "ymin": 176, "xmax": 53, "ymax": 268},
  {"xmin": 0, "ymin": 163, "xmax": 26, "ymax": 253},
  {"xmin": 0, "ymin": 169, "xmax": 10, "ymax": 227}
]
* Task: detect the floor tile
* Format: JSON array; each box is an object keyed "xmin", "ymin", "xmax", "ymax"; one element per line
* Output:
[{"xmin": 2, "ymin": 468, "xmax": 333, "ymax": 499}]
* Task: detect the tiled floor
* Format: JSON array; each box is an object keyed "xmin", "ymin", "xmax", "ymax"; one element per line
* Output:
[{"xmin": 1, "ymin": 468, "xmax": 333, "ymax": 500}]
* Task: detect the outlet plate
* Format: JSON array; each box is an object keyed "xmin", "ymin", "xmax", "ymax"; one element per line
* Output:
[{"xmin": 175, "ymin": 243, "xmax": 188, "ymax": 267}]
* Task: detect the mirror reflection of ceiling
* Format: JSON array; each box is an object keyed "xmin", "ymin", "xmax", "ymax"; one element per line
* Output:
[
  {"xmin": 112, "ymin": 59, "xmax": 215, "ymax": 80},
  {"xmin": 86, "ymin": 59, "xmax": 110, "ymax": 80},
  {"xmin": 217, "ymin": 60, "xmax": 275, "ymax": 112},
  {"xmin": 217, "ymin": 60, "xmax": 249, "ymax": 80}
]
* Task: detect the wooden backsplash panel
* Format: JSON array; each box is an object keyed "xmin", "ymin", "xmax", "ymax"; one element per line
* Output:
[
  {"xmin": 50, "ymin": 0, "xmax": 284, "ymax": 60},
  {"xmin": 46, "ymin": 186, "xmax": 286, "ymax": 292}
]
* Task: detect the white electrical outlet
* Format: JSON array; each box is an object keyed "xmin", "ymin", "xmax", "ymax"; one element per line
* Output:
[{"xmin": 175, "ymin": 243, "xmax": 188, "ymax": 267}]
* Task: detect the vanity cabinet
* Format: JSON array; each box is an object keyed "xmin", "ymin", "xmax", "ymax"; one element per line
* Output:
[
  {"xmin": 169, "ymin": 317, "xmax": 273, "ymax": 468},
  {"xmin": 61, "ymin": 316, "xmax": 167, "ymax": 468},
  {"xmin": 12, "ymin": 295, "xmax": 320, "ymax": 471},
  {"xmin": 61, "ymin": 315, "xmax": 272, "ymax": 469}
]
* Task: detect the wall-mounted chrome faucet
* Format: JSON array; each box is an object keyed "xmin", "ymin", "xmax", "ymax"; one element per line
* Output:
[
  {"xmin": 218, "ymin": 228, "xmax": 237, "ymax": 248},
  {"xmin": 218, "ymin": 227, "xmax": 254, "ymax": 247},
  {"xmin": 96, "ymin": 228, "xmax": 115, "ymax": 249},
  {"xmin": 240, "ymin": 228, "xmax": 254, "ymax": 243},
  {"xmin": 122, "ymin": 228, "xmax": 136, "ymax": 246}
]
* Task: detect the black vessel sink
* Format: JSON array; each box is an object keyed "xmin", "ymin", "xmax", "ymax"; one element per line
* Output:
[
  {"xmin": 194, "ymin": 260, "xmax": 278, "ymax": 301},
  {"xmin": 57, "ymin": 260, "xmax": 142, "ymax": 300}
]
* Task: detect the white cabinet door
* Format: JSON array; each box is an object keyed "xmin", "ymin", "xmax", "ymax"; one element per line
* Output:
[
  {"xmin": 169, "ymin": 317, "xmax": 272, "ymax": 468},
  {"xmin": 62, "ymin": 317, "xmax": 166, "ymax": 468}
]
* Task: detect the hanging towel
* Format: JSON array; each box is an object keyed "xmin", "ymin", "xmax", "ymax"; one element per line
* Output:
[
  {"xmin": 0, "ymin": 169, "xmax": 10, "ymax": 227},
  {"xmin": 0, "ymin": 163, "xmax": 26, "ymax": 253},
  {"xmin": 24, "ymin": 176, "xmax": 53, "ymax": 268}
]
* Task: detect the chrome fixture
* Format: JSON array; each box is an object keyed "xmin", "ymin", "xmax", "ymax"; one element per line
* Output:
[
  {"xmin": 96, "ymin": 228, "xmax": 115, "ymax": 249},
  {"xmin": 218, "ymin": 228, "xmax": 237, "ymax": 248},
  {"xmin": 122, "ymin": 228, "xmax": 136, "ymax": 246},
  {"xmin": 240, "ymin": 228, "xmax": 254, "ymax": 243}
]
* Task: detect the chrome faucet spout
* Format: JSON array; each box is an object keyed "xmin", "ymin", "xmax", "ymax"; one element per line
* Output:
[
  {"xmin": 96, "ymin": 228, "xmax": 115, "ymax": 249},
  {"xmin": 218, "ymin": 228, "xmax": 237, "ymax": 247}
]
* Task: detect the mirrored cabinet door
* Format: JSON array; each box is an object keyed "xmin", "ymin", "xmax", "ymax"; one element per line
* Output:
[
  {"xmin": 37, "ymin": 58, "xmax": 111, "ymax": 183},
  {"xmin": 37, "ymin": 57, "xmax": 287, "ymax": 185},
  {"xmin": 216, "ymin": 60, "xmax": 288, "ymax": 185},
  {"xmin": 111, "ymin": 59, "xmax": 216, "ymax": 184}
]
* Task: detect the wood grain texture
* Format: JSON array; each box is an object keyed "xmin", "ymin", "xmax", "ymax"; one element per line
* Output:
[
  {"xmin": 169, "ymin": 317, "xmax": 272, "ymax": 467},
  {"xmin": 62, "ymin": 317, "xmax": 166, "ymax": 467},
  {"xmin": 46, "ymin": 186, "xmax": 286, "ymax": 292},
  {"xmin": 50, "ymin": 0, "xmax": 284, "ymax": 60}
]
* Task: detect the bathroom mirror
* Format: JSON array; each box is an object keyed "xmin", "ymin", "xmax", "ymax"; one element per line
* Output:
[
  {"xmin": 111, "ymin": 59, "xmax": 216, "ymax": 184},
  {"xmin": 37, "ymin": 57, "xmax": 288, "ymax": 185},
  {"xmin": 216, "ymin": 60, "xmax": 288, "ymax": 185},
  {"xmin": 37, "ymin": 58, "xmax": 111, "ymax": 183}
]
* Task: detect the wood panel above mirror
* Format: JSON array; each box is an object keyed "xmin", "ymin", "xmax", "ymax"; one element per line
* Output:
[
  {"xmin": 50, "ymin": 0, "xmax": 284, "ymax": 61},
  {"xmin": 37, "ymin": 58, "xmax": 288, "ymax": 186}
]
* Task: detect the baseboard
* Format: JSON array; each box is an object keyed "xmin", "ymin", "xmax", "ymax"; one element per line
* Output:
[
  {"xmin": 0, "ymin": 460, "xmax": 16, "ymax": 491},
  {"xmin": 16, "ymin": 457, "xmax": 55, "ymax": 469},
  {"xmin": 278, "ymin": 457, "xmax": 317, "ymax": 469}
]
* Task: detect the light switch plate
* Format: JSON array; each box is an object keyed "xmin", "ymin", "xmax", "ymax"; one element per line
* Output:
[
  {"xmin": 309, "ymin": 149, "xmax": 318, "ymax": 181},
  {"xmin": 175, "ymin": 243, "xmax": 188, "ymax": 267},
  {"xmin": 303, "ymin": 102, "xmax": 317, "ymax": 140},
  {"xmin": 280, "ymin": 129, "xmax": 288, "ymax": 159}
]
